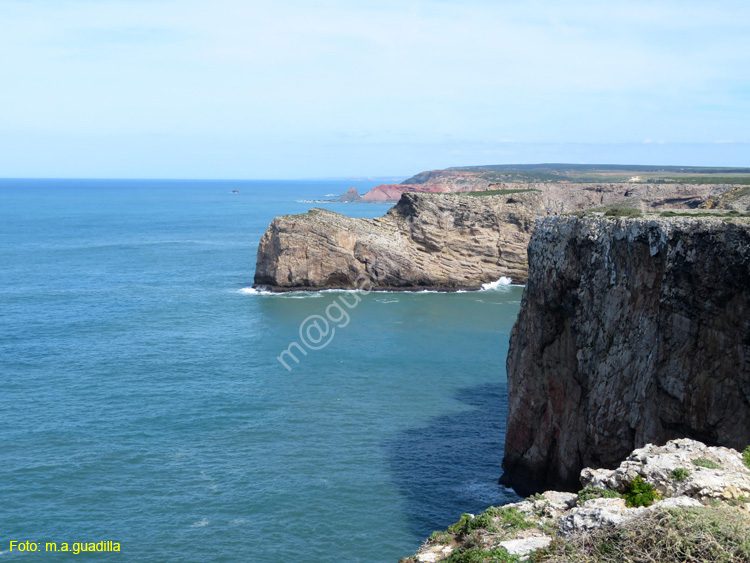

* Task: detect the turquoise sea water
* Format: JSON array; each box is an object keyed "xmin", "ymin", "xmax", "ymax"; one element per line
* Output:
[{"xmin": 0, "ymin": 179, "xmax": 522, "ymax": 562}]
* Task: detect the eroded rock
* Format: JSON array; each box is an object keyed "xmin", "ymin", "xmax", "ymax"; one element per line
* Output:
[
  {"xmin": 254, "ymin": 192, "xmax": 542, "ymax": 290},
  {"xmin": 500, "ymin": 216, "xmax": 750, "ymax": 495}
]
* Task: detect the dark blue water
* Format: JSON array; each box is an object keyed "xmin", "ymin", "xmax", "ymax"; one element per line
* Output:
[{"xmin": 0, "ymin": 179, "xmax": 522, "ymax": 562}]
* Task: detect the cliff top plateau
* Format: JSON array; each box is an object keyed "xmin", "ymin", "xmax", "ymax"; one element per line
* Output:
[{"xmin": 343, "ymin": 163, "xmax": 750, "ymax": 203}]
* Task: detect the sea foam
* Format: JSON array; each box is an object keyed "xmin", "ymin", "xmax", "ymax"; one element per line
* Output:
[{"xmin": 480, "ymin": 277, "xmax": 513, "ymax": 290}]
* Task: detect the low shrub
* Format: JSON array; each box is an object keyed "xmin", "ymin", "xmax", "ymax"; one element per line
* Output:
[
  {"xmin": 671, "ymin": 467, "xmax": 690, "ymax": 481},
  {"xmin": 743, "ymin": 446, "xmax": 750, "ymax": 470},
  {"xmin": 623, "ymin": 476, "xmax": 660, "ymax": 508},
  {"xmin": 603, "ymin": 205, "xmax": 643, "ymax": 218},
  {"xmin": 429, "ymin": 531, "xmax": 452, "ymax": 545},
  {"xmin": 444, "ymin": 546, "xmax": 520, "ymax": 563}
]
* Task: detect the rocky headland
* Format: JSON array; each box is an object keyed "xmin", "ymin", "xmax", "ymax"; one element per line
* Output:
[
  {"xmin": 403, "ymin": 439, "xmax": 750, "ymax": 563},
  {"xmin": 500, "ymin": 215, "xmax": 750, "ymax": 496},
  {"xmin": 255, "ymin": 182, "xmax": 742, "ymax": 291},
  {"xmin": 254, "ymin": 190, "xmax": 542, "ymax": 291}
]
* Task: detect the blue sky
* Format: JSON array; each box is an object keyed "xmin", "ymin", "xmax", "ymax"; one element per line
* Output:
[{"xmin": 1, "ymin": 0, "xmax": 749, "ymax": 178}]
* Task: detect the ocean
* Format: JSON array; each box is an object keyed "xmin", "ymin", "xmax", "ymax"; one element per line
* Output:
[{"xmin": 0, "ymin": 179, "xmax": 522, "ymax": 562}]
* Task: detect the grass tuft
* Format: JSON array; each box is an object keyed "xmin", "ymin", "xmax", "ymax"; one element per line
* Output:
[
  {"xmin": 692, "ymin": 458, "xmax": 723, "ymax": 470},
  {"xmin": 577, "ymin": 486, "xmax": 621, "ymax": 505},
  {"xmin": 444, "ymin": 546, "xmax": 520, "ymax": 563}
]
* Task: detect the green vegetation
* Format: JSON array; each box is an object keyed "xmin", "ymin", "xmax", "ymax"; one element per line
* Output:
[
  {"xmin": 743, "ymin": 446, "xmax": 750, "ymax": 469},
  {"xmin": 671, "ymin": 467, "xmax": 691, "ymax": 481},
  {"xmin": 536, "ymin": 506, "xmax": 750, "ymax": 562},
  {"xmin": 462, "ymin": 188, "xmax": 540, "ymax": 197},
  {"xmin": 622, "ymin": 476, "xmax": 660, "ymax": 508},
  {"xmin": 650, "ymin": 175, "xmax": 750, "ymax": 185},
  {"xmin": 429, "ymin": 531, "xmax": 452, "ymax": 545},
  {"xmin": 448, "ymin": 507, "xmax": 534, "ymax": 537},
  {"xmin": 577, "ymin": 486, "xmax": 621, "ymax": 504},
  {"xmin": 603, "ymin": 205, "xmax": 643, "ymax": 218},
  {"xmin": 444, "ymin": 547, "xmax": 520, "ymax": 563},
  {"xmin": 692, "ymin": 458, "xmax": 723, "ymax": 470},
  {"xmin": 726, "ymin": 496, "xmax": 750, "ymax": 507},
  {"xmin": 428, "ymin": 164, "xmax": 750, "ymax": 185},
  {"xmin": 528, "ymin": 492, "xmax": 546, "ymax": 502},
  {"xmin": 660, "ymin": 210, "xmax": 750, "ymax": 218}
]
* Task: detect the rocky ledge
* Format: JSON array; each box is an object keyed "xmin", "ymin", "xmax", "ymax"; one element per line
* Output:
[
  {"xmin": 500, "ymin": 215, "xmax": 750, "ymax": 496},
  {"xmin": 403, "ymin": 439, "xmax": 750, "ymax": 563},
  {"xmin": 254, "ymin": 191, "xmax": 543, "ymax": 291}
]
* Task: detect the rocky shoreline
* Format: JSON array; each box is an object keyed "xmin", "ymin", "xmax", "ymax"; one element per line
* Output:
[{"xmin": 403, "ymin": 439, "xmax": 750, "ymax": 563}]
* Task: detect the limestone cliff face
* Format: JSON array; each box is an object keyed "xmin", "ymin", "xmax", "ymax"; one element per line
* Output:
[
  {"xmin": 500, "ymin": 216, "xmax": 750, "ymax": 495},
  {"xmin": 254, "ymin": 192, "xmax": 542, "ymax": 290}
]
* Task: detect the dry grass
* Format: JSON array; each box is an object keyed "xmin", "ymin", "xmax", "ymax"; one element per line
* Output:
[{"xmin": 536, "ymin": 506, "xmax": 750, "ymax": 563}]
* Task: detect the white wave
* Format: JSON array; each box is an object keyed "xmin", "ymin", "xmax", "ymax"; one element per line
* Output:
[
  {"xmin": 190, "ymin": 518, "xmax": 209, "ymax": 528},
  {"xmin": 238, "ymin": 287, "xmax": 272, "ymax": 295},
  {"xmin": 325, "ymin": 193, "xmax": 336, "ymax": 197},
  {"xmin": 481, "ymin": 277, "xmax": 513, "ymax": 290}
]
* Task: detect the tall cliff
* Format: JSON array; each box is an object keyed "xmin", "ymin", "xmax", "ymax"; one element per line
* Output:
[
  {"xmin": 254, "ymin": 191, "xmax": 542, "ymax": 290},
  {"xmin": 500, "ymin": 216, "xmax": 750, "ymax": 495}
]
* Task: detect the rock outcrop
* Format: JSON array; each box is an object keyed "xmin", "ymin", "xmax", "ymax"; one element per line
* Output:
[
  {"xmin": 351, "ymin": 174, "xmax": 735, "ymax": 204},
  {"xmin": 339, "ymin": 187, "xmax": 361, "ymax": 202},
  {"xmin": 500, "ymin": 215, "xmax": 750, "ymax": 495},
  {"xmin": 404, "ymin": 439, "xmax": 750, "ymax": 563},
  {"xmin": 254, "ymin": 191, "xmax": 543, "ymax": 290},
  {"xmin": 264, "ymin": 181, "xmax": 741, "ymax": 291}
]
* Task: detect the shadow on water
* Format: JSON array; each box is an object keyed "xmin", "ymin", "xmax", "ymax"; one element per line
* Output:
[{"xmin": 386, "ymin": 382, "xmax": 521, "ymax": 541}]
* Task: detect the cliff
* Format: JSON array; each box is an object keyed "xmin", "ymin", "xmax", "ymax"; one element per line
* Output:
[
  {"xmin": 346, "ymin": 163, "xmax": 740, "ymax": 204},
  {"xmin": 404, "ymin": 439, "xmax": 750, "ymax": 563},
  {"xmin": 254, "ymin": 191, "xmax": 542, "ymax": 291},
  {"xmin": 258, "ymin": 183, "xmax": 737, "ymax": 291},
  {"xmin": 500, "ymin": 215, "xmax": 750, "ymax": 495}
]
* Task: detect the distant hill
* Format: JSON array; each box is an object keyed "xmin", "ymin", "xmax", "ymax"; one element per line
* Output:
[{"xmin": 402, "ymin": 163, "xmax": 750, "ymax": 185}]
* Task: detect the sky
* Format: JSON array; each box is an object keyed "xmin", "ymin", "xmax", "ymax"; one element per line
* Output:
[{"xmin": 0, "ymin": 0, "xmax": 749, "ymax": 179}]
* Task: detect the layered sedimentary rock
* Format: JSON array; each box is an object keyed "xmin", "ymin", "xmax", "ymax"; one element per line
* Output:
[
  {"xmin": 349, "ymin": 177, "xmax": 735, "ymax": 205},
  {"xmin": 500, "ymin": 216, "xmax": 750, "ymax": 495},
  {"xmin": 254, "ymin": 191, "xmax": 543, "ymax": 290}
]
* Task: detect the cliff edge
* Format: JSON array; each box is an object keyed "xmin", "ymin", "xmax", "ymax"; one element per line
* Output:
[{"xmin": 500, "ymin": 215, "xmax": 750, "ymax": 495}]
